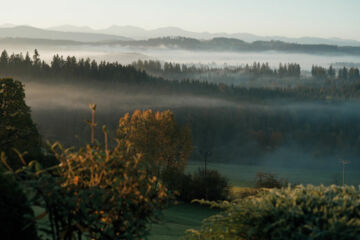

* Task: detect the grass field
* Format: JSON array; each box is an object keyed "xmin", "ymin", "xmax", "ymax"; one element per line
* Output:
[
  {"xmin": 186, "ymin": 161, "xmax": 360, "ymax": 187},
  {"xmin": 33, "ymin": 203, "xmax": 219, "ymax": 240},
  {"xmin": 148, "ymin": 203, "xmax": 219, "ymax": 240}
]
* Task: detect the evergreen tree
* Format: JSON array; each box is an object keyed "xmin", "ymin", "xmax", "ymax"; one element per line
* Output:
[{"xmin": 0, "ymin": 78, "xmax": 42, "ymax": 169}]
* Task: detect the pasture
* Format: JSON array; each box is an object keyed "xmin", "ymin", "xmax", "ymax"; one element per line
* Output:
[{"xmin": 186, "ymin": 161, "xmax": 360, "ymax": 187}]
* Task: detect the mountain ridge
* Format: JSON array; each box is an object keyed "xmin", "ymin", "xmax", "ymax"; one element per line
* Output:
[
  {"xmin": 0, "ymin": 25, "xmax": 132, "ymax": 42},
  {"xmin": 45, "ymin": 24, "xmax": 360, "ymax": 46}
]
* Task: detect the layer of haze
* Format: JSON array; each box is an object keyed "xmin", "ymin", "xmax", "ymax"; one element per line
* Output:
[
  {"xmin": 1, "ymin": 0, "xmax": 360, "ymax": 40},
  {"xmin": 4, "ymin": 46, "xmax": 360, "ymax": 71},
  {"xmin": 23, "ymin": 80, "xmax": 360, "ymax": 186}
]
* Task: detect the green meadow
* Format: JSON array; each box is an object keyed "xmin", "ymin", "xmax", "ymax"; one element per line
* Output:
[
  {"xmin": 186, "ymin": 161, "xmax": 360, "ymax": 187},
  {"xmin": 149, "ymin": 204, "xmax": 219, "ymax": 240}
]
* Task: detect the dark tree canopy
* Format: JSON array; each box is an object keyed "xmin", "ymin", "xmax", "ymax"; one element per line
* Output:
[
  {"xmin": 0, "ymin": 173, "xmax": 37, "ymax": 240},
  {"xmin": 0, "ymin": 78, "xmax": 41, "ymax": 168}
]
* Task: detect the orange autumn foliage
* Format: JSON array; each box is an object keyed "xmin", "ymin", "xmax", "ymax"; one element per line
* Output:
[
  {"xmin": 117, "ymin": 109, "xmax": 192, "ymax": 174},
  {"xmin": 51, "ymin": 134, "xmax": 170, "ymax": 239}
]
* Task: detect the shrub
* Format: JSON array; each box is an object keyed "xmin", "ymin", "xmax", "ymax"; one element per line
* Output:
[
  {"xmin": 162, "ymin": 167, "xmax": 229, "ymax": 202},
  {"xmin": 0, "ymin": 171, "xmax": 37, "ymax": 240},
  {"xmin": 255, "ymin": 171, "xmax": 288, "ymax": 188},
  {"xmin": 191, "ymin": 168, "xmax": 229, "ymax": 201},
  {"xmin": 229, "ymin": 186, "xmax": 267, "ymax": 200},
  {"xmin": 161, "ymin": 167, "xmax": 193, "ymax": 202},
  {"xmin": 184, "ymin": 185, "xmax": 360, "ymax": 240}
]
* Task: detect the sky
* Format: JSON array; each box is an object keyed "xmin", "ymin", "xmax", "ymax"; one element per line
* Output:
[{"xmin": 1, "ymin": 0, "xmax": 360, "ymax": 40}]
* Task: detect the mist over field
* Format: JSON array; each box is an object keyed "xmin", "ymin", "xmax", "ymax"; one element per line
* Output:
[
  {"xmin": 24, "ymin": 80, "xmax": 360, "ymax": 113},
  {"xmin": 20, "ymin": 78, "xmax": 360, "ymax": 186},
  {"xmin": 24, "ymin": 81, "xmax": 241, "ymax": 111}
]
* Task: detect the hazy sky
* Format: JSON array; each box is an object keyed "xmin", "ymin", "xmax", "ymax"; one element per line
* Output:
[{"xmin": 2, "ymin": 0, "xmax": 360, "ymax": 40}]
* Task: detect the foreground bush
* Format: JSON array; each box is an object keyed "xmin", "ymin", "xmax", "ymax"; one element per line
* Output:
[
  {"xmin": 229, "ymin": 186, "xmax": 268, "ymax": 200},
  {"xmin": 51, "ymin": 140, "xmax": 169, "ymax": 239},
  {"xmin": 185, "ymin": 185, "xmax": 360, "ymax": 240},
  {"xmin": 4, "ymin": 135, "xmax": 170, "ymax": 240},
  {"xmin": 0, "ymin": 170, "xmax": 37, "ymax": 240}
]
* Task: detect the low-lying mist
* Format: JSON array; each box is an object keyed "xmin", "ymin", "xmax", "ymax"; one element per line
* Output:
[
  {"xmin": 26, "ymin": 80, "xmax": 360, "ymax": 116},
  {"xmin": 24, "ymin": 81, "xmax": 240, "ymax": 111},
  {"xmin": 23, "ymin": 80, "xmax": 360, "ymax": 183},
  {"xmin": 2, "ymin": 44, "xmax": 360, "ymax": 70}
]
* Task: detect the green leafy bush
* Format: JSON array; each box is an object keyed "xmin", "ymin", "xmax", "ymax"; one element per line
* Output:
[
  {"xmin": 185, "ymin": 185, "xmax": 360, "ymax": 240},
  {"xmin": 0, "ymin": 171, "xmax": 37, "ymax": 240}
]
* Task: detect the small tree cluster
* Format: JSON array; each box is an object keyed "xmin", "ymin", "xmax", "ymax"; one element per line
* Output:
[{"xmin": 311, "ymin": 65, "xmax": 360, "ymax": 81}]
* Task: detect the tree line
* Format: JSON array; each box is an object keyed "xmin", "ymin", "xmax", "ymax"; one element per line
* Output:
[
  {"xmin": 0, "ymin": 49, "xmax": 153, "ymax": 84},
  {"xmin": 1, "ymin": 49, "xmax": 360, "ymax": 101},
  {"xmin": 132, "ymin": 59, "xmax": 301, "ymax": 78},
  {"xmin": 311, "ymin": 65, "xmax": 360, "ymax": 81}
]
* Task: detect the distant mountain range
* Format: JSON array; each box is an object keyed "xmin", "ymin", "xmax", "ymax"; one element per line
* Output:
[
  {"xmin": 0, "ymin": 24, "xmax": 359, "ymax": 47},
  {"xmin": 47, "ymin": 24, "xmax": 360, "ymax": 47},
  {"xmin": 1, "ymin": 24, "xmax": 360, "ymax": 56},
  {"xmin": 0, "ymin": 25, "xmax": 131, "ymax": 42},
  {"xmin": 109, "ymin": 37, "xmax": 360, "ymax": 55},
  {"xmin": 1, "ymin": 35, "xmax": 360, "ymax": 56}
]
